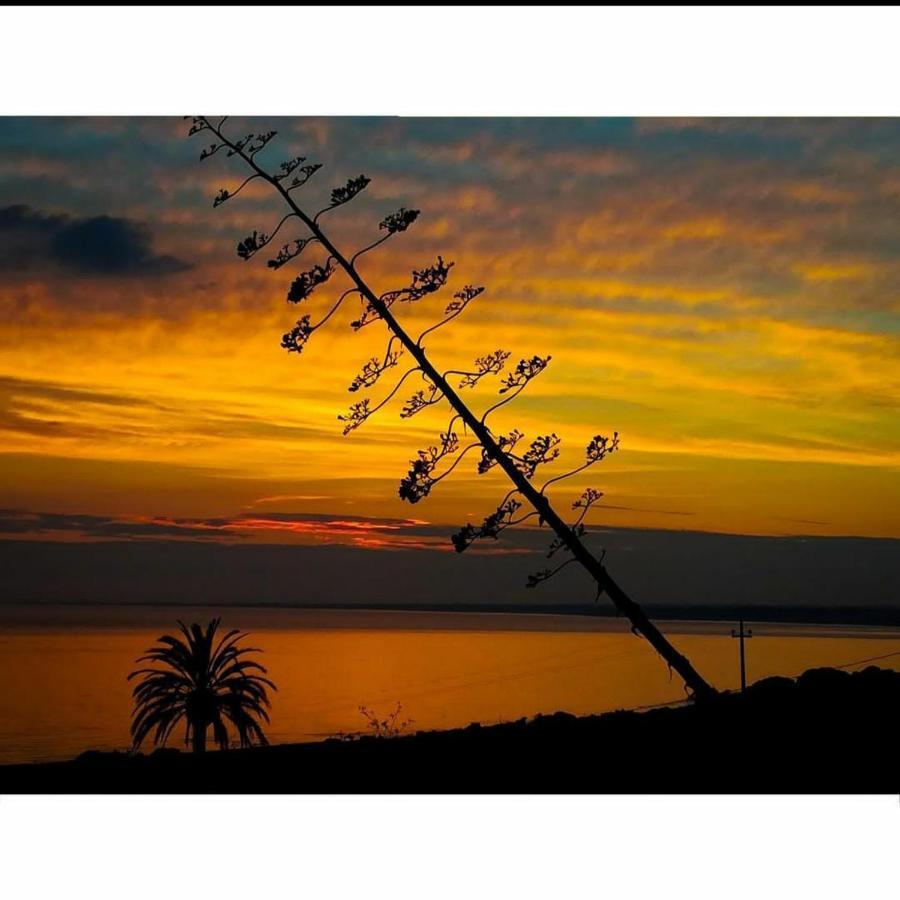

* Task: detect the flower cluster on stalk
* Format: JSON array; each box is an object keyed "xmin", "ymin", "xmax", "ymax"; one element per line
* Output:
[
  {"xmin": 287, "ymin": 261, "xmax": 335, "ymax": 304},
  {"xmin": 451, "ymin": 498, "xmax": 523, "ymax": 553},
  {"xmin": 398, "ymin": 432, "xmax": 460, "ymax": 504},
  {"xmin": 499, "ymin": 355, "xmax": 551, "ymax": 394}
]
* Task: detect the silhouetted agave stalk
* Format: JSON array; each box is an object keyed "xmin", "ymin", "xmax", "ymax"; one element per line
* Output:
[{"xmin": 187, "ymin": 117, "xmax": 716, "ymax": 700}]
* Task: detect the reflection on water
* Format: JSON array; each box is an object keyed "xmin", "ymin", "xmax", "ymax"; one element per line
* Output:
[{"xmin": 1, "ymin": 606, "xmax": 898, "ymax": 764}]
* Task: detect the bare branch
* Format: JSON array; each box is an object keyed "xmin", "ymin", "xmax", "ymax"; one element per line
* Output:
[
  {"xmin": 186, "ymin": 116, "xmax": 210, "ymax": 137},
  {"xmin": 280, "ymin": 287, "xmax": 362, "ymax": 357},
  {"xmin": 586, "ymin": 432, "xmax": 619, "ymax": 462},
  {"xmin": 349, "ymin": 340, "xmax": 403, "ymax": 393},
  {"xmin": 409, "ymin": 256, "xmax": 454, "ymax": 300},
  {"xmin": 349, "ymin": 234, "xmax": 390, "ymax": 267},
  {"xmin": 570, "ymin": 487, "xmax": 604, "ymax": 530},
  {"xmin": 213, "ymin": 172, "xmax": 261, "ymax": 207},
  {"xmin": 477, "ymin": 429, "xmax": 524, "ymax": 475},
  {"xmin": 541, "ymin": 486, "xmax": 607, "ymax": 561},
  {"xmin": 226, "ymin": 133, "xmax": 254, "ymax": 158},
  {"xmin": 526, "ymin": 557, "xmax": 577, "ymax": 589},
  {"xmin": 515, "ymin": 433, "xmax": 561, "ymax": 480},
  {"xmin": 268, "ymin": 237, "xmax": 317, "ymax": 270},
  {"xmin": 272, "ymin": 156, "xmax": 309, "ymax": 183},
  {"xmin": 496, "ymin": 486, "xmax": 523, "ymax": 511},
  {"xmin": 417, "ymin": 284, "xmax": 484, "ymax": 345},
  {"xmin": 400, "ymin": 377, "xmax": 444, "ymax": 419},
  {"xmin": 540, "ymin": 432, "xmax": 620, "ymax": 494},
  {"xmin": 247, "ymin": 130, "xmax": 277, "ymax": 157},
  {"xmin": 285, "ymin": 163, "xmax": 323, "ymax": 192},
  {"xmin": 480, "ymin": 355, "xmax": 551, "ymax": 423},
  {"xmin": 453, "ymin": 349, "xmax": 510, "ymax": 389},
  {"xmin": 451, "ymin": 497, "xmax": 523, "ymax": 553},
  {"xmin": 199, "ymin": 141, "xmax": 226, "ymax": 161},
  {"xmin": 236, "ymin": 213, "xmax": 298, "ymax": 261},
  {"xmin": 547, "ymin": 524, "xmax": 585, "ymax": 558},
  {"xmin": 337, "ymin": 398, "xmax": 371, "ymax": 435},
  {"xmin": 348, "ymin": 207, "xmax": 421, "ymax": 269},
  {"xmin": 338, "ymin": 367, "xmax": 421, "ymax": 434},
  {"xmin": 350, "ymin": 297, "xmax": 383, "ymax": 331},
  {"xmin": 499, "ymin": 354, "xmax": 552, "ymax": 394},
  {"xmin": 573, "ymin": 487, "xmax": 604, "ymax": 511},
  {"xmin": 315, "ymin": 175, "xmax": 371, "ymax": 222},
  {"xmin": 353, "ymin": 257, "xmax": 455, "ymax": 332},
  {"xmin": 430, "ymin": 442, "xmax": 481, "ymax": 486},
  {"xmin": 315, "ymin": 286, "xmax": 363, "ymax": 330},
  {"xmin": 398, "ymin": 431, "xmax": 462, "ymax": 504}
]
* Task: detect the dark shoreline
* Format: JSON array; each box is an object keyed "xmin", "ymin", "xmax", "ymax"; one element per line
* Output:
[{"xmin": 2, "ymin": 665, "xmax": 897, "ymax": 793}]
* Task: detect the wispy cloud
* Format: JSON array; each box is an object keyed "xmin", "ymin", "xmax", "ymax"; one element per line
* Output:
[{"xmin": 0, "ymin": 507, "xmax": 540, "ymax": 555}]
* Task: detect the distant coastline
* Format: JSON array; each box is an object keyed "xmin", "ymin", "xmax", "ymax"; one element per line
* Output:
[{"xmin": 1, "ymin": 600, "xmax": 899, "ymax": 630}]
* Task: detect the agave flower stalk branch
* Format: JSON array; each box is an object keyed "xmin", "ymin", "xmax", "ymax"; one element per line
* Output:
[{"xmin": 196, "ymin": 117, "xmax": 716, "ymax": 701}]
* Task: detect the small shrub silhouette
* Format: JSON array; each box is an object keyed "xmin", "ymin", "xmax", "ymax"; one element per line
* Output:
[{"xmin": 358, "ymin": 702, "xmax": 413, "ymax": 739}]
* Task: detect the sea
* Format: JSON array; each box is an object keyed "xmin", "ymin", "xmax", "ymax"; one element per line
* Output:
[{"xmin": 1, "ymin": 604, "xmax": 898, "ymax": 765}]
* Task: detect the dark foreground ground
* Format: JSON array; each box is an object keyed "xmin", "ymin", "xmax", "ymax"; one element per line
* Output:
[{"xmin": 2, "ymin": 666, "xmax": 897, "ymax": 793}]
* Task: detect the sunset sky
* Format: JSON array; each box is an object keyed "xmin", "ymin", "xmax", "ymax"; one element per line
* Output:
[{"xmin": 1, "ymin": 116, "xmax": 898, "ymax": 582}]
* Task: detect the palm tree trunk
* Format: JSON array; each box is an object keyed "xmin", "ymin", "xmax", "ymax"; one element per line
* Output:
[{"xmin": 191, "ymin": 722, "xmax": 207, "ymax": 754}]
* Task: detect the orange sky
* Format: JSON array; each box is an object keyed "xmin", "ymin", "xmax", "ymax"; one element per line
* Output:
[{"xmin": 1, "ymin": 117, "xmax": 898, "ymax": 549}]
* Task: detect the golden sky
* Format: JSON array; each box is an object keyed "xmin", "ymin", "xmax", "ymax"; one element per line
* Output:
[{"xmin": 1, "ymin": 117, "xmax": 898, "ymax": 552}]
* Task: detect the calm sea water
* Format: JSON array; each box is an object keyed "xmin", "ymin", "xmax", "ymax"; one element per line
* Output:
[{"xmin": 1, "ymin": 605, "xmax": 898, "ymax": 765}]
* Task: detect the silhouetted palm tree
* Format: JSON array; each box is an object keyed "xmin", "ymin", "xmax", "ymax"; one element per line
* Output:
[{"xmin": 128, "ymin": 619, "xmax": 276, "ymax": 753}]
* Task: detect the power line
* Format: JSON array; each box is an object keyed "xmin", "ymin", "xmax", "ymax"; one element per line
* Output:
[{"xmin": 800, "ymin": 647, "xmax": 900, "ymax": 675}]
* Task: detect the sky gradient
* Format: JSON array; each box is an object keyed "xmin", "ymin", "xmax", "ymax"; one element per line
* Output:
[{"xmin": 1, "ymin": 117, "xmax": 898, "ymax": 588}]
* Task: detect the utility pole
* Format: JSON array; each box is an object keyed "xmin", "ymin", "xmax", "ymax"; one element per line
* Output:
[{"xmin": 731, "ymin": 618, "xmax": 753, "ymax": 693}]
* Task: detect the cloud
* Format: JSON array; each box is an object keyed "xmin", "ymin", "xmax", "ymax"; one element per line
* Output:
[
  {"xmin": 792, "ymin": 261, "xmax": 875, "ymax": 282},
  {"xmin": 0, "ymin": 204, "xmax": 190, "ymax": 277},
  {"xmin": 0, "ymin": 375, "xmax": 158, "ymax": 408},
  {"xmin": 0, "ymin": 509, "xmax": 225, "ymax": 540},
  {"xmin": 0, "ymin": 508, "xmax": 439, "ymax": 546},
  {"xmin": 0, "ymin": 507, "xmax": 540, "ymax": 555},
  {"xmin": 0, "ymin": 374, "xmax": 168, "ymax": 443}
]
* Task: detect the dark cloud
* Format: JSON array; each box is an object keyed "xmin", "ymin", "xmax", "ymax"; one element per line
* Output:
[
  {"xmin": 0, "ymin": 375, "xmax": 165, "ymax": 442},
  {"xmin": 0, "ymin": 374, "xmax": 345, "ymax": 447},
  {"xmin": 0, "ymin": 204, "xmax": 190, "ymax": 277},
  {"xmin": 0, "ymin": 507, "xmax": 525, "ymax": 552},
  {"xmin": 0, "ymin": 510, "xmax": 225, "ymax": 540},
  {"xmin": 0, "ymin": 508, "xmax": 446, "ymax": 543},
  {"xmin": 0, "ymin": 375, "xmax": 165, "ymax": 410}
]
